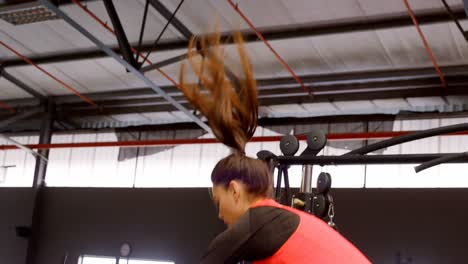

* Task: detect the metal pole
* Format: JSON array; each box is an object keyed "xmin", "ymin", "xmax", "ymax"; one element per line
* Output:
[
  {"xmin": 102, "ymin": 0, "xmax": 139, "ymax": 68},
  {"xmin": 32, "ymin": 102, "xmax": 54, "ymax": 186},
  {"xmin": 25, "ymin": 100, "xmax": 55, "ymax": 264},
  {"xmin": 300, "ymin": 165, "xmax": 313, "ymax": 193}
]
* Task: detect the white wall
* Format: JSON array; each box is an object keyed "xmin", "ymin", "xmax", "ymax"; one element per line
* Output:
[
  {"xmin": 0, "ymin": 135, "xmax": 38, "ymax": 187},
  {"xmin": 2, "ymin": 117, "xmax": 467, "ymax": 188}
]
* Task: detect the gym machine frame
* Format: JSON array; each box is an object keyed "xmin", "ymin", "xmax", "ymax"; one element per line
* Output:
[{"xmin": 257, "ymin": 123, "xmax": 468, "ymax": 226}]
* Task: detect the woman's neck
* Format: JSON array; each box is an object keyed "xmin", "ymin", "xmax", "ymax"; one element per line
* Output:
[{"xmin": 246, "ymin": 195, "xmax": 267, "ymax": 208}]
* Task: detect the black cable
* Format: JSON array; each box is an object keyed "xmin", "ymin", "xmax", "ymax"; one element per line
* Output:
[
  {"xmin": 441, "ymin": 0, "xmax": 466, "ymax": 39},
  {"xmin": 415, "ymin": 151, "xmax": 468, "ymax": 173},
  {"xmin": 283, "ymin": 166, "xmax": 291, "ymax": 206},
  {"xmin": 275, "ymin": 167, "xmax": 283, "ymax": 200},
  {"xmin": 136, "ymin": 0, "xmax": 150, "ymax": 65},
  {"xmin": 140, "ymin": 0, "xmax": 185, "ymax": 66},
  {"xmin": 344, "ymin": 123, "xmax": 468, "ymax": 155},
  {"xmin": 277, "ymin": 153, "xmax": 463, "ymax": 166}
]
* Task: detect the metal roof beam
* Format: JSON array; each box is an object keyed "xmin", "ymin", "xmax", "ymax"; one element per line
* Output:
[
  {"xmin": 40, "ymin": 0, "xmax": 211, "ymax": 132},
  {"xmin": 2, "ymin": 7, "xmax": 464, "ymax": 67}
]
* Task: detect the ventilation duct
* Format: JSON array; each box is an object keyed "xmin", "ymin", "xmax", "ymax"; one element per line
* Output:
[{"xmin": 0, "ymin": 2, "xmax": 58, "ymax": 25}]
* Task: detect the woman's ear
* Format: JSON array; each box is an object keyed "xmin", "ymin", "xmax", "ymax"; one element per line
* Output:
[{"xmin": 228, "ymin": 180, "xmax": 241, "ymax": 202}]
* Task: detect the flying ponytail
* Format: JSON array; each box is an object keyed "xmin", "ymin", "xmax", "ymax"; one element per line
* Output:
[{"xmin": 179, "ymin": 29, "xmax": 271, "ymax": 197}]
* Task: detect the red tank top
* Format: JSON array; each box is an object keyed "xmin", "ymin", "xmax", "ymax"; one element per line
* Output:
[{"xmin": 251, "ymin": 199, "xmax": 370, "ymax": 264}]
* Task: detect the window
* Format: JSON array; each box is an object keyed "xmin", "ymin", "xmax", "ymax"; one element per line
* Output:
[
  {"xmin": 8, "ymin": 117, "xmax": 468, "ymax": 188},
  {"xmin": 121, "ymin": 259, "xmax": 174, "ymax": 264},
  {"xmin": 78, "ymin": 255, "xmax": 116, "ymax": 264},
  {"xmin": 77, "ymin": 256, "xmax": 174, "ymax": 264},
  {"xmin": 46, "ymin": 132, "xmax": 135, "ymax": 187}
]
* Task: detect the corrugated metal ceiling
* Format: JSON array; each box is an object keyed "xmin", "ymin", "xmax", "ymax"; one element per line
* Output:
[{"xmin": 0, "ymin": 0, "xmax": 467, "ymax": 128}]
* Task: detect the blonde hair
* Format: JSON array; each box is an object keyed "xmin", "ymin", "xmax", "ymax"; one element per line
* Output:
[
  {"xmin": 179, "ymin": 30, "xmax": 258, "ymax": 153},
  {"xmin": 179, "ymin": 30, "xmax": 271, "ymax": 197}
]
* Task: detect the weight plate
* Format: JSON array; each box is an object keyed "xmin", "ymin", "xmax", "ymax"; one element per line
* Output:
[
  {"xmin": 306, "ymin": 131, "xmax": 326, "ymax": 151},
  {"xmin": 313, "ymin": 194, "xmax": 327, "ymax": 218},
  {"xmin": 317, "ymin": 172, "xmax": 332, "ymax": 194},
  {"xmin": 280, "ymin": 135, "xmax": 300, "ymax": 156}
]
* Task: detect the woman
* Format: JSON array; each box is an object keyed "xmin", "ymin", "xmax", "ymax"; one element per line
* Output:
[{"xmin": 179, "ymin": 30, "xmax": 370, "ymax": 264}]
